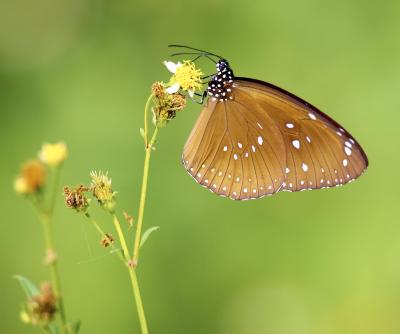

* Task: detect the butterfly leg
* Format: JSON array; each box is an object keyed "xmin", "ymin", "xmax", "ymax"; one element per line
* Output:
[{"xmin": 191, "ymin": 91, "xmax": 207, "ymax": 105}]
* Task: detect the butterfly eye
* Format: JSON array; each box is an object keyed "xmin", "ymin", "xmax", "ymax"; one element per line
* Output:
[{"xmin": 182, "ymin": 54, "xmax": 368, "ymax": 200}]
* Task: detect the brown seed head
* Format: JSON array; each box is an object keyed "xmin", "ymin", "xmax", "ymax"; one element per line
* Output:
[
  {"xmin": 151, "ymin": 82, "xmax": 187, "ymax": 127},
  {"xmin": 100, "ymin": 233, "xmax": 114, "ymax": 247},
  {"xmin": 63, "ymin": 185, "xmax": 89, "ymax": 212},
  {"xmin": 29, "ymin": 282, "xmax": 57, "ymax": 324}
]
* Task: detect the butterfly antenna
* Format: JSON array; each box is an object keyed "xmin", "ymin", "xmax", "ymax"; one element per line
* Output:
[
  {"xmin": 168, "ymin": 44, "xmax": 223, "ymax": 59},
  {"xmin": 170, "ymin": 51, "xmax": 218, "ymax": 64}
]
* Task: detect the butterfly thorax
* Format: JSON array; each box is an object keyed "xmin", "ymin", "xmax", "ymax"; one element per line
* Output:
[{"xmin": 207, "ymin": 59, "xmax": 234, "ymax": 102}]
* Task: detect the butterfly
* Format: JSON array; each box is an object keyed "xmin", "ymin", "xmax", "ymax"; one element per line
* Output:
[{"xmin": 169, "ymin": 45, "xmax": 368, "ymax": 200}]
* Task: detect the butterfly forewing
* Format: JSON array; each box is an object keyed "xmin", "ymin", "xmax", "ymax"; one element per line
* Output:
[
  {"xmin": 182, "ymin": 75, "xmax": 368, "ymax": 200},
  {"xmin": 234, "ymin": 78, "xmax": 368, "ymax": 191}
]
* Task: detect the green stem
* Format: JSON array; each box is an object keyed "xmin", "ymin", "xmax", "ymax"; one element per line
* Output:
[
  {"xmin": 113, "ymin": 214, "xmax": 149, "ymax": 334},
  {"xmin": 39, "ymin": 166, "xmax": 67, "ymax": 334},
  {"xmin": 133, "ymin": 126, "xmax": 159, "ymax": 264},
  {"xmin": 112, "ymin": 214, "xmax": 130, "ymax": 261},
  {"xmin": 40, "ymin": 213, "xmax": 67, "ymax": 334},
  {"xmin": 143, "ymin": 94, "xmax": 153, "ymax": 147},
  {"xmin": 48, "ymin": 165, "xmax": 62, "ymax": 216},
  {"xmin": 84, "ymin": 212, "xmax": 124, "ymax": 263},
  {"xmin": 127, "ymin": 268, "xmax": 148, "ymax": 334}
]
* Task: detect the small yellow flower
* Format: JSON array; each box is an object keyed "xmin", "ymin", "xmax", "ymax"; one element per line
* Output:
[
  {"xmin": 39, "ymin": 142, "xmax": 68, "ymax": 167},
  {"xmin": 14, "ymin": 160, "xmax": 46, "ymax": 194},
  {"xmin": 164, "ymin": 60, "xmax": 203, "ymax": 97},
  {"xmin": 90, "ymin": 171, "xmax": 116, "ymax": 211},
  {"xmin": 14, "ymin": 176, "xmax": 29, "ymax": 194}
]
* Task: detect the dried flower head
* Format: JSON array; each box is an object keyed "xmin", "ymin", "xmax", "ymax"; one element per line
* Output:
[
  {"xmin": 100, "ymin": 233, "xmax": 114, "ymax": 247},
  {"xmin": 164, "ymin": 60, "xmax": 203, "ymax": 97},
  {"xmin": 123, "ymin": 211, "xmax": 134, "ymax": 229},
  {"xmin": 43, "ymin": 250, "xmax": 57, "ymax": 266},
  {"xmin": 90, "ymin": 171, "xmax": 116, "ymax": 211},
  {"xmin": 63, "ymin": 185, "xmax": 89, "ymax": 212},
  {"xmin": 27, "ymin": 282, "xmax": 57, "ymax": 325},
  {"xmin": 39, "ymin": 142, "xmax": 68, "ymax": 167},
  {"xmin": 14, "ymin": 160, "xmax": 46, "ymax": 194},
  {"xmin": 151, "ymin": 82, "xmax": 186, "ymax": 127}
]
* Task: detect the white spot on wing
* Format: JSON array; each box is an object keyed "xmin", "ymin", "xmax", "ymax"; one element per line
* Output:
[
  {"xmin": 309, "ymin": 113, "xmax": 317, "ymax": 120},
  {"xmin": 302, "ymin": 163, "xmax": 308, "ymax": 172},
  {"xmin": 286, "ymin": 123, "xmax": 294, "ymax": 128},
  {"xmin": 292, "ymin": 140, "xmax": 300, "ymax": 149},
  {"xmin": 257, "ymin": 136, "xmax": 263, "ymax": 145}
]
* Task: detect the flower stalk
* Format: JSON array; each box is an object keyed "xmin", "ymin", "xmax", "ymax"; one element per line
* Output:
[
  {"xmin": 133, "ymin": 123, "xmax": 159, "ymax": 264},
  {"xmin": 40, "ymin": 166, "xmax": 68, "ymax": 334}
]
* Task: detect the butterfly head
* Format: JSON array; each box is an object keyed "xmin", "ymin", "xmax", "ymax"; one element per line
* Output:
[{"xmin": 216, "ymin": 59, "xmax": 230, "ymax": 72}]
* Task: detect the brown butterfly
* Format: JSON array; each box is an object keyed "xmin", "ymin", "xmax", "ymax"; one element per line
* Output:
[{"xmin": 171, "ymin": 45, "xmax": 369, "ymax": 200}]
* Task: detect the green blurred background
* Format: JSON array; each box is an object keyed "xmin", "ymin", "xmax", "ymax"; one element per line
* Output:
[{"xmin": 1, "ymin": 0, "xmax": 399, "ymax": 333}]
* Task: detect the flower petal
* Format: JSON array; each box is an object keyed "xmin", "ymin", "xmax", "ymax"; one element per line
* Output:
[
  {"xmin": 164, "ymin": 61, "xmax": 181, "ymax": 74},
  {"xmin": 165, "ymin": 82, "xmax": 180, "ymax": 94},
  {"xmin": 188, "ymin": 90, "xmax": 194, "ymax": 98}
]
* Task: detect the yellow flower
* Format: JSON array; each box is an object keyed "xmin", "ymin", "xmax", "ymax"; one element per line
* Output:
[
  {"xmin": 14, "ymin": 160, "xmax": 46, "ymax": 194},
  {"xmin": 14, "ymin": 176, "xmax": 29, "ymax": 194},
  {"xmin": 164, "ymin": 60, "xmax": 203, "ymax": 97},
  {"xmin": 39, "ymin": 142, "xmax": 68, "ymax": 167}
]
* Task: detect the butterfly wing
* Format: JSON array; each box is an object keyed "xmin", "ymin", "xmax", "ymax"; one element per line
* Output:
[{"xmin": 182, "ymin": 77, "xmax": 368, "ymax": 200}]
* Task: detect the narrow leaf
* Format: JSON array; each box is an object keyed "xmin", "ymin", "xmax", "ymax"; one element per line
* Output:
[
  {"xmin": 140, "ymin": 226, "xmax": 160, "ymax": 248},
  {"xmin": 47, "ymin": 324, "xmax": 59, "ymax": 334},
  {"xmin": 66, "ymin": 319, "xmax": 81, "ymax": 334},
  {"xmin": 14, "ymin": 275, "xmax": 40, "ymax": 299}
]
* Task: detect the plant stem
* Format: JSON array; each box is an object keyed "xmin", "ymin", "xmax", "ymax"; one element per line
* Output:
[
  {"xmin": 133, "ymin": 126, "xmax": 159, "ymax": 264},
  {"xmin": 143, "ymin": 94, "xmax": 153, "ymax": 148},
  {"xmin": 40, "ymin": 213, "xmax": 67, "ymax": 334},
  {"xmin": 84, "ymin": 212, "xmax": 124, "ymax": 263},
  {"xmin": 113, "ymin": 214, "xmax": 149, "ymax": 334},
  {"xmin": 40, "ymin": 166, "xmax": 67, "ymax": 334},
  {"xmin": 127, "ymin": 267, "xmax": 148, "ymax": 334}
]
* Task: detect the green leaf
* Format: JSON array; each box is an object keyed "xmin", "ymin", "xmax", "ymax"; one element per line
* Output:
[
  {"xmin": 47, "ymin": 323, "xmax": 59, "ymax": 334},
  {"xmin": 14, "ymin": 275, "xmax": 40, "ymax": 299},
  {"xmin": 140, "ymin": 226, "xmax": 160, "ymax": 248},
  {"xmin": 66, "ymin": 319, "xmax": 81, "ymax": 334}
]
